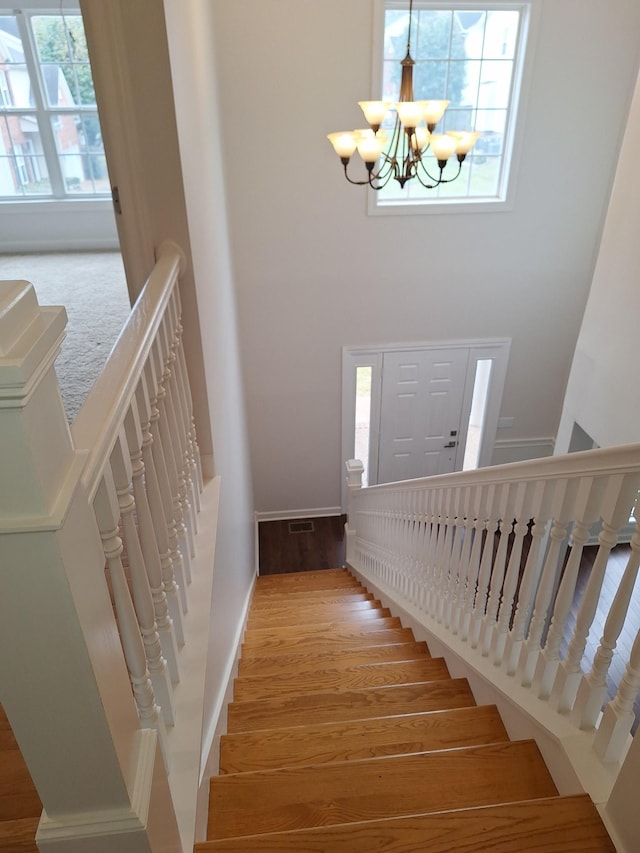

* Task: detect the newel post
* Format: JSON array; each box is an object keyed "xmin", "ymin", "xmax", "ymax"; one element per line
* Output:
[
  {"xmin": 345, "ymin": 459, "xmax": 364, "ymax": 567},
  {"xmin": 0, "ymin": 282, "xmax": 181, "ymax": 851}
]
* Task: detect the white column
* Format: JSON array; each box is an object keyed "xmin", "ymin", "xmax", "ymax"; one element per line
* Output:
[
  {"xmin": 0, "ymin": 281, "xmax": 181, "ymax": 852},
  {"xmin": 344, "ymin": 459, "xmax": 364, "ymax": 567}
]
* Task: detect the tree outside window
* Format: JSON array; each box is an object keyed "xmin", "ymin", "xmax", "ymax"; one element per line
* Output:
[{"xmin": 0, "ymin": 10, "xmax": 108, "ymax": 199}]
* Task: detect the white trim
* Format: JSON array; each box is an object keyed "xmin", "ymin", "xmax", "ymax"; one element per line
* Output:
[
  {"xmin": 163, "ymin": 475, "xmax": 220, "ymax": 852},
  {"xmin": 255, "ymin": 506, "xmax": 344, "ymax": 523},
  {"xmin": 198, "ymin": 573, "xmax": 255, "ymax": 783},
  {"xmin": 36, "ymin": 729, "xmax": 155, "ymax": 848}
]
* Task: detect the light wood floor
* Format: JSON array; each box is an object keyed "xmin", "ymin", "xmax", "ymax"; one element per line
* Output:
[{"xmin": 0, "ymin": 705, "xmax": 40, "ymax": 852}]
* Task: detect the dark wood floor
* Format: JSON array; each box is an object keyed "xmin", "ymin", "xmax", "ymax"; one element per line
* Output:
[{"xmin": 258, "ymin": 515, "xmax": 346, "ymax": 576}]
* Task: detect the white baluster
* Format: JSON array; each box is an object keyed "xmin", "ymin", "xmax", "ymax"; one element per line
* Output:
[
  {"xmin": 144, "ymin": 357, "xmax": 188, "ymax": 629},
  {"xmin": 163, "ymin": 311, "xmax": 198, "ymax": 548},
  {"xmin": 504, "ymin": 516, "xmax": 548, "ymax": 674},
  {"xmin": 170, "ymin": 290, "xmax": 201, "ymax": 513},
  {"xmin": 517, "ymin": 512, "xmax": 569, "ymax": 686},
  {"xmin": 572, "ymin": 527, "xmax": 640, "ymax": 730},
  {"xmin": 172, "ymin": 283, "xmax": 203, "ymax": 492},
  {"xmin": 551, "ymin": 473, "xmax": 639, "ymax": 713},
  {"xmin": 535, "ymin": 518, "xmax": 590, "ymax": 698},
  {"xmin": 160, "ymin": 316, "xmax": 196, "ymax": 560},
  {"xmin": 481, "ymin": 484, "xmax": 512, "ymax": 656},
  {"xmin": 460, "ymin": 514, "xmax": 489, "ymax": 642},
  {"xmin": 487, "ymin": 481, "xmax": 530, "ymax": 664},
  {"xmin": 450, "ymin": 496, "xmax": 474, "ymax": 635},
  {"xmin": 110, "ymin": 432, "xmax": 175, "ymax": 727},
  {"xmin": 470, "ymin": 485, "xmax": 499, "ymax": 649},
  {"xmin": 94, "ymin": 469, "xmax": 169, "ymax": 766},
  {"xmin": 594, "ymin": 626, "xmax": 640, "ymax": 763},
  {"xmin": 443, "ymin": 489, "xmax": 464, "ymax": 630},
  {"xmin": 126, "ymin": 393, "xmax": 180, "ymax": 686},
  {"xmin": 152, "ymin": 339, "xmax": 192, "ymax": 595}
]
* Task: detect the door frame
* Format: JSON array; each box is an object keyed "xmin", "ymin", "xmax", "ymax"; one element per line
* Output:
[{"xmin": 341, "ymin": 338, "xmax": 511, "ymax": 511}]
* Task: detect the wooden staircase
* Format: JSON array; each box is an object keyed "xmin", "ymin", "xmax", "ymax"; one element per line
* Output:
[{"xmin": 196, "ymin": 568, "xmax": 615, "ymax": 852}]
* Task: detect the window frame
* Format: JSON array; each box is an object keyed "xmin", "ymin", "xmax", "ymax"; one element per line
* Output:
[
  {"xmin": 368, "ymin": 0, "xmax": 535, "ymax": 216},
  {"xmin": 0, "ymin": 3, "xmax": 110, "ymax": 203}
]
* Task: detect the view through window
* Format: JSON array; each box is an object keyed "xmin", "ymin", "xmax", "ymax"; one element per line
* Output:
[
  {"xmin": 0, "ymin": 9, "xmax": 108, "ymax": 199},
  {"xmin": 377, "ymin": 2, "xmax": 528, "ymax": 207}
]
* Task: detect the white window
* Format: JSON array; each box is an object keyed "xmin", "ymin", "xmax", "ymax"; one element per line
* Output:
[
  {"xmin": 373, "ymin": 1, "xmax": 530, "ymax": 212},
  {"xmin": 0, "ymin": 8, "xmax": 108, "ymax": 199}
]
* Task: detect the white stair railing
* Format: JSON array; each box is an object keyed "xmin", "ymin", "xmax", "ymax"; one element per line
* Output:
[
  {"xmin": 346, "ymin": 451, "xmax": 640, "ymax": 797},
  {"xmin": 0, "ymin": 241, "xmax": 206, "ymax": 852}
]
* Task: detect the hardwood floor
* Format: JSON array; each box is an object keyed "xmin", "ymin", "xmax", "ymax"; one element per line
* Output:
[
  {"xmin": 258, "ymin": 515, "xmax": 346, "ymax": 575},
  {"xmin": 0, "ymin": 706, "xmax": 40, "ymax": 852}
]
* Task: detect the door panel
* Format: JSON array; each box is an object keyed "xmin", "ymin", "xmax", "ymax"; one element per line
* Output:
[{"xmin": 378, "ymin": 348, "xmax": 469, "ymax": 484}]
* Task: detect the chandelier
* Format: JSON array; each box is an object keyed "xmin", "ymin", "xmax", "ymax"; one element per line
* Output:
[{"xmin": 327, "ymin": 0, "xmax": 479, "ymax": 191}]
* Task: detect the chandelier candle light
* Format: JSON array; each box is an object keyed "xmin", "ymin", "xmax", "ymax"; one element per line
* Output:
[{"xmin": 327, "ymin": 0, "xmax": 479, "ymax": 190}]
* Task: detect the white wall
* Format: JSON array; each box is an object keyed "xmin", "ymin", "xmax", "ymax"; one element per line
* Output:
[
  {"xmin": 556, "ymin": 64, "xmax": 640, "ymax": 453},
  {"xmin": 162, "ymin": 0, "xmax": 256, "ymax": 792},
  {"xmin": 211, "ymin": 0, "xmax": 640, "ymax": 514},
  {"xmin": 1, "ymin": 200, "xmax": 119, "ymax": 252}
]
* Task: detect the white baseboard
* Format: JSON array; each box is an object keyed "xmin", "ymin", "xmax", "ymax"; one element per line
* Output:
[{"xmin": 255, "ymin": 506, "xmax": 344, "ymax": 523}]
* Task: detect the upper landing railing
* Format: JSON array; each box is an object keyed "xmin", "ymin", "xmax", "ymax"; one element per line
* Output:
[
  {"xmin": 345, "ymin": 449, "xmax": 640, "ymax": 848},
  {"xmin": 0, "ymin": 242, "xmax": 207, "ymax": 852}
]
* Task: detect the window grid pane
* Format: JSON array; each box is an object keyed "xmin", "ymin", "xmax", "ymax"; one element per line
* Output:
[
  {"xmin": 0, "ymin": 10, "xmax": 106, "ymax": 200},
  {"xmin": 378, "ymin": 2, "xmax": 526, "ymax": 207}
]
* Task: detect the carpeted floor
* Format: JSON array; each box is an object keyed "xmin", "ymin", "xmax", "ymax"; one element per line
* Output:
[{"xmin": 0, "ymin": 251, "xmax": 131, "ymax": 421}]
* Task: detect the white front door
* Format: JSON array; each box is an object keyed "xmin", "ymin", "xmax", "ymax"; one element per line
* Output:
[{"xmin": 377, "ymin": 348, "xmax": 468, "ymax": 484}]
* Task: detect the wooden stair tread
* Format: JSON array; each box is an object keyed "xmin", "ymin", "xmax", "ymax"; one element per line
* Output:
[
  {"xmin": 196, "ymin": 794, "xmax": 614, "ymax": 851},
  {"xmin": 241, "ymin": 621, "xmax": 407, "ymax": 655},
  {"xmin": 220, "ymin": 705, "xmax": 509, "ymax": 773},
  {"xmin": 253, "ymin": 570, "xmax": 360, "ymax": 591},
  {"xmin": 238, "ymin": 641, "xmax": 431, "ymax": 677},
  {"xmin": 207, "ymin": 740, "xmax": 558, "ymax": 840},
  {"xmin": 251, "ymin": 584, "xmax": 365, "ymax": 602},
  {"xmin": 227, "ymin": 678, "xmax": 476, "ymax": 733},
  {"xmin": 233, "ymin": 657, "xmax": 451, "ymax": 701},
  {"xmin": 244, "ymin": 608, "xmax": 393, "ymax": 637},
  {"xmin": 250, "ymin": 591, "xmax": 374, "ymax": 610},
  {"xmin": 0, "ymin": 816, "xmax": 40, "ymax": 852},
  {"xmin": 246, "ymin": 599, "xmax": 385, "ymax": 627},
  {"xmin": 243, "ymin": 613, "xmax": 398, "ymax": 640}
]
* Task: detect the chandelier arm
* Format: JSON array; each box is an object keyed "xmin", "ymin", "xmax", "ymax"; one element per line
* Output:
[
  {"xmin": 413, "ymin": 156, "xmax": 463, "ymax": 188},
  {"xmin": 342, "ymin": 161, "xmax": 376, "ymax": 187}
]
